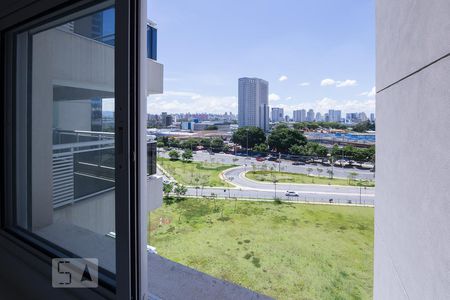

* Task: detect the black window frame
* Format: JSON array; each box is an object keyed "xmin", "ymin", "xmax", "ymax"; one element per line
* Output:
[{"xmin": 0, "ymin": 0, "xmax": 144, "ymax": 298}]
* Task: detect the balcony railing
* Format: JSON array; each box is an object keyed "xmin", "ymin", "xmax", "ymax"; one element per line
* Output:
[{"xmin": 52, "ymin": 130, "xmax": 156, "ymax": 208}]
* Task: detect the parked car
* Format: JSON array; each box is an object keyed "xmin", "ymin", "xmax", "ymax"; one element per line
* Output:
[
  {"xmin": 292, "ymin": 162, "xmax": 305, "ymax": 165},
  {"xmin": 285, "ymin": 191, "xmax": 299, "ymax": 197},
  {"xmin": 268, "ymin": 157, "xmax": 277, "ymax": 161},
  {"xmin": 256, "ymin": 157, "xmax": 266, "ymax": 162}
]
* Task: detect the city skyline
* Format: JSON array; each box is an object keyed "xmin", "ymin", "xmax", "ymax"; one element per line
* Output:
[{"xmin": 146, "ymin": 0, "xmax": 375, "ymax": 115}]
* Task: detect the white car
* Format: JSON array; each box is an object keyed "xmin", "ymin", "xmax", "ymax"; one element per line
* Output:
[{"xmin": 285, "ymin": 191, "xmax": 299, "ymax": 197}]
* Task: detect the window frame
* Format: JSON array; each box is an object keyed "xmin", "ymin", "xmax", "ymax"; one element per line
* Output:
[{"xmin": 0, "ymin": 0, "xmax": 144, "ymax": 298}]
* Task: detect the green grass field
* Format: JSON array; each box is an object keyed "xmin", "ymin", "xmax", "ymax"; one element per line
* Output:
[
  {"xmin": 158, "ymin": 157, "xmax": 234, "ymax": 187},
  {"xmin": 149, "ymin": 198, "xmax": 374, "ymax": 300},
  {"xmin": 246, "ymin": 170, "xmax": 375, "ymax": 187}
]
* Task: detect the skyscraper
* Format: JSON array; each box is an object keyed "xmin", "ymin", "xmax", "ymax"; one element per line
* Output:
[
  {"xmin": 271, "ymin": 107, "xmax": 284, "ymax": 122},
  {"xmin": 293, "ymin": 109, "xmax": 306, "ymax": 122},
  {"xmin": 238, "ymin": 77, "xmax": 269, "ymax": 131},
  {"xmin": 315, "ymin": 112, "xmax": 322, "ymax": 122},
  {"xmin": 306, "ymin": 109, "xmax": 315, "ymax": 122},
  {"xmin": 328, "ymin": 109, "xmax": 342, "ymax": 123}
]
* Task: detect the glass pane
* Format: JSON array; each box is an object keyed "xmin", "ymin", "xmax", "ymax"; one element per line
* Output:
[{"xmin": 14, "ymin": 4, "xmax": 117, "ymax": 274}]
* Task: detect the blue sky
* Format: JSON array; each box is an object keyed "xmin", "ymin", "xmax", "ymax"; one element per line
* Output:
[{"xmin": 147, "ymin": 0, "xmax": 375, "ymax": 116}]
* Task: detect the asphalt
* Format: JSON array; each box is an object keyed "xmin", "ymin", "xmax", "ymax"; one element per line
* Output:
[{"xmin": 158, "ymin": 150, "xmax": 375, "ymax": 206}]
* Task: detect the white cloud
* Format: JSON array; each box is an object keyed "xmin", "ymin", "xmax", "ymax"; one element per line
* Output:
[
  {"xmin": 147, "ymin": 90, "xmax": 237, "ymax": 114},
  {"xmin": 299, "ymin": 82, "xmax": 310, "ymax": 86},
  {"xmin": 285, "ymin": 96, "xmax": 293, "ymax": 101},
  {"xmin": 269, "ymin": 93, "xmax": 281, "ymax": 101},
  {"xmin": 359, "ymin": 86, "xmax": 376, "ymax": 97},
  {"xmin": 321, "ymin": 78, "xmax": 336, "ymax": 86},
  {"xmin": 321, "ymin": 78, "xmax": 358, "ymax": 87},
  {"xmin": 278, "ymin": 75, "xmax": 288, "ymax": 82},
  {"xmin": 336, "ymin": 79, "xmax": 357, "ymax": 88}
]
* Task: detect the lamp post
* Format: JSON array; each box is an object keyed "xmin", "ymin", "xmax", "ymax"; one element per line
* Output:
[{"xmin": 246, "ymin": 128, "xmax": 249, "ymax": 157}]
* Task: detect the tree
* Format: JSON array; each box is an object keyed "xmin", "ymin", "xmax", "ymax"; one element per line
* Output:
[
  {"xmin": 163, "ymin": 182, "xmax": 173, "ymax": 197},
  {"xmin": 199, "ymin": 138, "xmax": 211, "ymax": 148},
  {"xmin": 181, "ymin": 138, "xmax": 199, "ymax": 150},
  {"xmin": 231, "ymin": 127, "xmax": 266, "ymax": 149},
  {"xmin": 210, "ymin": 138, "xmax": 224, "ymax": 151},
  {"xmin": 205, "ymin": 125, "xmax": 218, "ymax": 130},
  {"xmin": 168, "ymin": 149, "xmax": 180, "ymax": 160},
  {"xmin": 168, "ymin": 137, "xmax": 180, "ymax": 148},
  {"xmin": 327, "ymin": 169, "xmax": 334, "ymax": 180},
  {"xmin": 316, "ymin": 168, "xmax": 323, "ymax": 177},
  {"xmin": 253, "ymin": 143, "xmax": 268, "ymax": 153},
  {"xmin": 290, "ymin": 142, "xmax": 329, "ymax": 157},
  {"xmin": 353, "ymin": 120, "xmax": 375, "ymax": 133},
  {"xmin": 182, "ymin": 149, "xmax": 193, "ymax": 162},
  {"xmin": 268, "ymin": 126, "xmax": 307, "ymax": 153},
  {"xmin": 173, "ymin": 184, "xmax": 187, "ymax": 199}
]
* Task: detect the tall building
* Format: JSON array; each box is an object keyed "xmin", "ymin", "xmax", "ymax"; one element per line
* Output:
[
  {"xmin": 293, "ymin": 109, "xmax": 306, "ymax": 122},
  {"xmin": 306, "ymin": 109, "xmax": 315, "ymax": 122},
  {"xmin": 161, "ymin": 112, "xmax": 173, "ymax": 127},
  {"xmin": 315, "ymin": 112, "xmax": 322, "ymax": 122},
  {"xmin": 238, "ymin": 77, "xmax": 269, "ymax": 131},
  {"xmin": 359, "ymin": 112, "xmax": 368, "ymax": 122},
  {"xmin": 328, "ymin": 109, "xmax": 342, "ymax": 123},
  {"xmin": 271, "ymin": 107, "xmax": 284, "ymax": 122},
  {"xmin": 370, "ymin": 113, "xmax": 375, "ymax": 122}
]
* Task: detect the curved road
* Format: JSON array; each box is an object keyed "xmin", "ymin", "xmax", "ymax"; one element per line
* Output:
[
  {"xmin": 159, "ymin": 151, "xmax": 375, "ymax": 205},
  {"xmin": 220, "ymin": 166, "xmax": 374, "ymax": 205}
]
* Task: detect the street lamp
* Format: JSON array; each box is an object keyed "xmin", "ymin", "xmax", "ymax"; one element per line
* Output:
[{"xmin": 246, "ymin": 128, "xmax": 249, "ymax": 157}]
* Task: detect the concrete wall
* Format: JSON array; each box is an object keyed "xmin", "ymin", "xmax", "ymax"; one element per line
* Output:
[
  {"xmin": 375, "ymin": 1, "xmax": 450, "ymax": 299},
  {"xmin": 30, "ymin": 28, "xmax": 114, "ymax": 229},
  {"xmin": 147, "ymin": 59, "xmax": 164, "ymax": 94}
]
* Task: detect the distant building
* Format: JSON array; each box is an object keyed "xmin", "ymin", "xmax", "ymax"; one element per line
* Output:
[
  {"xmin": 238, "ymin": 77, "xmax": 269, "ymax": 131},
  {"xmin": 328, "ymin": 109, "xmax": 342, "ymax": 123},
  {"xmin": 359, "ymin": 112, "xmax": 368, "ymax": 122},
  {"xmin": 293, "ymin": 109, "xmax": 306, "ymax": 122},
  {"xmin": 370, "ymin": 113, "xmax": 375, "ymax": 122},
  {"xmin": 161, "ymin": 112, "xmax": 173, "ymax": 127},
  {"xmin": 315, "ymin": 112, "xmax": 322, "ymax": 122},
  {"xmin": 285, "ymin": 115, "xmax": 290, "ymax": 122},
  {"xmin": 306, "ymin": 109, "xmax": 315, "ymax": 122},
  {"xmin": 271, "ymin": 107, "xmax": 284, "ymax": 122}
]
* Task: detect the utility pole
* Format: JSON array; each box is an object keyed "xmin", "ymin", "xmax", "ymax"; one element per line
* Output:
[
  {"xmin": 359, "ymin": 179, "xmax": 362, "ymax": 204},
  {"xmin": 246, "ymin": 128, "xmax": 249, "ymax": 157}
]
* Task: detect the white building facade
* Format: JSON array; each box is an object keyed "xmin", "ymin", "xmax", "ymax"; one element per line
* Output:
[
  {"xmin": 238, "ymin": 77, "xmax": 269, "ymax": 131},
  {"xmin": 293, "ymin": 109, "xmax": 306, "ymax": 122},
  {"xmin": 271, "ymin": 107, "xmax": 284, "ymax": 122}
]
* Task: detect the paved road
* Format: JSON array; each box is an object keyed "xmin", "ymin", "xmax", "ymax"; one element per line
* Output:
[
  {"xmin": 157, "ymin": 163, "xmax": 374, "ymax": 206},
  {"xmin": 219, "ymin": 166, "xmax": 374, "ymax": 205},
  {"xmin": 159, "ymin": 150, "xmax": 376, "ymax": 181}
]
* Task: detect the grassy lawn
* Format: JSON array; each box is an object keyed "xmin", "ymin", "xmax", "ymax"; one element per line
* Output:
[
  {"xmin": 149, "ymin": 198, "xmax": 374, "ymax": 300},
  {"xmin": 158, "ymin": 157, "xmax": 235, "ymax": 187},
  {"xmin": 246, "ymin": 170, "xmax": 375, "ymax": 187}
]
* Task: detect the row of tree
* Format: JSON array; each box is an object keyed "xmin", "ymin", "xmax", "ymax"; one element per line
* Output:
[
  {"xmin": 231, "ymin": 125, "xmax": 375, "ymax": 162},
  {"xmin": 293, "ymin": 121, "xmax": 348, "ymax": 130},
  {"xmin": 352, "ymin": 120, "xmax": 375, "ymax": 132},
  {"xmin": 330, "ymin": 144, "xmax": 375, "ymax": 162},
  {"xmin": 158, "ymin": 136, "xmax": 228, "ymax": 152}
]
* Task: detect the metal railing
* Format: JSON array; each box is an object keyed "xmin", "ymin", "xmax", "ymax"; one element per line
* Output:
[{"xmin": 52, "ymin": 130, "xmax": 115, "ymax": 208}]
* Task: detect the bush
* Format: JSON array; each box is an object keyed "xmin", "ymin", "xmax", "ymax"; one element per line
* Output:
[{"xmin": 168, "ymin": 149, "xmax": 180, "ymax": 160}]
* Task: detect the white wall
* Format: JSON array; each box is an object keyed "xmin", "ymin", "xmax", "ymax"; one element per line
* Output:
[
  {"xmin": 30, "ymin": 28, "xmax": 114, "ymax": 229},
  {"xmin": 375, "ymin": 1, "xmax": 450, "ymax": 299}
]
